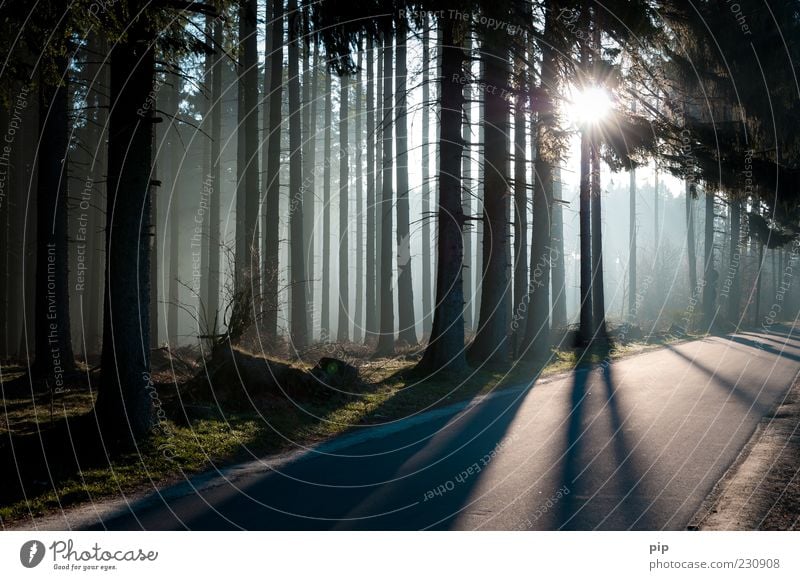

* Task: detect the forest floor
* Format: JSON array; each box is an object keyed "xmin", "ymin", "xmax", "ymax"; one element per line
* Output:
[{"xmin": 0, "ymin": 326, "xmax": 702, "ymax": 526}]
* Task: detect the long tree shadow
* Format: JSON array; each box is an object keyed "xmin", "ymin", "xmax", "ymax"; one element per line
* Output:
[
  {"xmin": 724, "ymin": 335, "xmax": 800, "ymax": 363},
  {"xmin": 90, "ymin": 373, "xmax": 533, "ymax": 530},
  {"xmin": 556, "ymin": 346, "xmax": 653, "ymax": 530},
  {"xmin": 664, "ymin": 343, "xmax": 770, "ymax": 413}
]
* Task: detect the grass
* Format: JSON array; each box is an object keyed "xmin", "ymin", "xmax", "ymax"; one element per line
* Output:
[{"xmin": 0, "ymin": 329, "xmax": 693, "ymax": 525}]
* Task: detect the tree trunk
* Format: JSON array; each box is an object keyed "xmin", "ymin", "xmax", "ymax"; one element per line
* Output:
[
  {"xmin": 628, "ymin": 167, "xmax": 637, "ymax": 322},
  {"xmin": 167, "ymin": 76, "xmax": 180, "ymax": 347},
  {"xmin": 577, "ymin": 5, "xmax": 593, "ymax": 345},
  {"xmin": 95, "ymin": 24, "xmax": 155, "ymax": 444},
  {"xmin": 337, "ymin": 73, "xmax": 350, "ymax": 342},
  {"xmin": 590, "ymin": 128, "xmax": 606, "ymax": 336},
  {"xmin": 302, "ymin": 12, "xmax": 316, "ymax": 340},
  {"xmin": 375, "ymin": 31, "xmax": 395, "ymax": 357},
  {"xmin": 321, "ymin": 70, "xmax": 332, "ymax": 339},
  {"xmin": 702, "ymin": 190, "xmax": 716, "ymax": 329},
  {"xmin": 288, "ymin": 0, "xmax": 308, "ymax": 348},
  {"xmin": 417, "ymin": 12, "xmax": 466, "ymax": 374},
  {"xmin": 354, "ymin": 46, "xmax": 364, "ymax": 343},
  {"xmin": 34, "ymin": 67, "xmax": 76, "ymax": 381},
  {"xmin": 421, "ymin": 19, "xmax": 433, "ymax": 337},
  {"xmin": 727, "ymin": 197, "xmax": 741, "ymax": 324},
  {"xmin": 202, "ymin": 7, "xmax": 222, "ymax": 343},
  {"xmin": 243, "ymin": 0, "xmax": 260, "ymax": 284},
  {"xmin": 395, "ymin": 21, "xmax": 416, "ymax": 345},
  {"xmin": 523, "ymin": 4, "xmax": 558, "ymax": 359},
  {"xmin": 468, "ymin": 6, "xmax": 511, "ymax": 366},
  {"xmin": 512, "ymin": 53, "xmax": 528, "ymax": 355},
  {"xmin": 263, "ymin": 0, "xmax": 283, "ymax": 343},
  {"xmin": 461, "ymin": 33, "xmax": 473, "ymax": 335},
  {"xmin": 551, "ymin": 167, "xmax": 567, "ymax": 330},
  {"xmin": 365, "ymin": 38, "xmax": 377, "ymax": 344}
]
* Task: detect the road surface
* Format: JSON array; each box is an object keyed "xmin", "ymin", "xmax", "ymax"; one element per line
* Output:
[{"xmin": 71, "ymin": 327, "xmax": 800, "ymax": 530}]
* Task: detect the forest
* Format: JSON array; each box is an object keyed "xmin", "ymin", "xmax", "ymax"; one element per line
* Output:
[{"xmin": 1, "ymin": 0, "xmax": 800, "ymax": 531}]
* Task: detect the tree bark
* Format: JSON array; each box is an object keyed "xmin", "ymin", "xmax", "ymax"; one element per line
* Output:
[
  {"xmin": 727, "ymin": 197, "xmax": 741, "ymax": 324},
  {"xmin": 628, "ymin": 167, "xmax": 637, "ymax": 322},
  {"xmin": 551, "ymin": 167, "xmax": 567, "ymax": 330},
  {"xmin": 512, "ymin": 52, "xmax": 528, "ymax": 355},
  {"xmin": 288, "ymin": 0, "xmax": 308, "ymax": 348},
  {"xmin": 375, "ymin": 31, "xmax": 395, "ymax": 356},
  {"xmin": 395, "ymin": 21, "xmax": 416, "ymax": 345},
  {"xmin": 321, "ymin": 70, "xmax": 332, "ymax": 339},
  {"xmin": 354, "ymin": 45, "xmax": 364, "ymax": 343},
  {"xmin": 468, "ymin": 7, "xmax": 511, "ymax": 366},
  {"xmin": 461, "ymin": 33, "xmax": 473, "ymax": 335},
  {"xmin": 263, "ymin": 0, "xmax": 283, "ymax": 343},
  {"xmin": 417, "ymin": 12, "xmax": 466, "ymax": 374},
  {"xmin": 34, "ymin": 65, "xmax": 76, "ymax": 381},
  {"xmin": 421, "ymin": 19, "xmax": 433, "ymax": 337},
  {"xmin": 337, "ymin": 73, "xmax": 350, "ymax": 342},
  {"xmin": 702, "ymin": 189, "xmax": 716, "ymax": 329},
  {"xmin": 365, "ymin": 38, "xmax": 377, "ymax": 344},
  {"xmin": 95, "ymin": 23, "xmax": 155, "ymax": 444}
]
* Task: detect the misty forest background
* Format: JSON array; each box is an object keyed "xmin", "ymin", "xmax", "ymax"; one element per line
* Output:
[{"xmin": 2, "ymin": 0, "xmax": 800, "ymax": 459}]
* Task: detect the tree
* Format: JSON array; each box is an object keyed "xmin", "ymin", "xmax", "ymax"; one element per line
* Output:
[
  {"xmin": 354, "ymin": 44, "xmax": 365, "ymax": 342},
  {"xmin": 590, "ymin": 8, "xmax": 606, "ymax": 336},
  {"xmin": 395, "ymin": 17, "xmax": 416, "ymax": 346},
  {"xmin": 512, "ymin": 48, "xmax": 528, "ymax": 356},
  {"xmin": 33, "ymin": 58, "xmax": 76, "ymax": 383},
  {"xmin": 95, "ymin": 7, "xmax": 157, "ymax": 444},
  {"xmin": 337, "ymin": 71, "xmax": 350, "ymax": 342},
  {"xmin": 288, "ymin": 0, "xmax": 308, "ymax": 348},
  {"xmin": 468, "ymin": 3, "xmax": 512, "ymax": 366},
  {"xmin": 417, "ymin": 10, "xmax": 466, "ymax": 374},
  {"xmin": 524, "ymin": 1, "xmax": 558, "ymax": 359},
  {"xmin": 321, "ymin": 69, "xmax": 332, "ymax": 338},
  {"xmin": 364, "ymin": 37, "xmax": 377, "ymax": 344},
  {"xmin": 420, "ymin": 18, "xmax": 433, "ymax": 337},
  {"xmin": 576, "ymin": 4, "xmax": 593, "ymax": 346},
  {"xmin": 206, "ymin": 9, "xmax": 223, "ymax": 340},
  {"xmin": 375, "ymin": 27, "xmax": 395, "ymax": 357},
  {"xmin": 264, "ymin": 0, "xmax": 284, "ymax": 344}
]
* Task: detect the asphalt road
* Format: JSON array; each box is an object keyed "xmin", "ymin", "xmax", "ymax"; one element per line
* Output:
[{"xmin": 82, "ymin": 327, "xmax": 800, "ymax": 530}]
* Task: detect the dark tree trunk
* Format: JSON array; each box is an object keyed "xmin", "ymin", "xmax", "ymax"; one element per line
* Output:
[
  {"xmin": 727, "ymin": 197, "xmax": 741, "ymax": 324},
  {"xmin": 417, "ymin": 12, "xmax": 466, "ymax": 374},
  {"xmin": 686, "ymin": 182, "xmax": 697, "ymax": 297},
  {"xmin": 375, "ymin": 31, "xmax": 395, "ymax": 357},
  {"xmin": 590, "ymin": 128, "xmax": 606, "ymax": 336},
  {"xmin": 321, "ymin": 70, "xmax": 332, "ymax": 339},
  {"xmin": 523, "ymin": 4, "xmax": 558, "ymax": 359},
  {"xmin": 34, "ymin": 68, "xmax": 76, "ymax": 381},
  {"xmin": 337, "ymin": 73, "xmax": 350, "ymax": 342},
  {"xmin": 365, "ymin": 38, "xmax": 377, "ymax": 344},
  {"xmin": 702, "ymin": 189, "xmax": 716, "ymax": 329},
  {"xmin": 203, "ymin": 9, "xmax": 222, "ymax": 342},
  {"xmin": 288, "ymin": 0, "xmax": 308, "ymax": 348},
  {"xmin": 512, "ymin": 54, "xmax": 528, "ymax": 355},
  {"xmin": 395, "ymin": 21, "xmax": 416, "ymax": 345},
  {"xmin": 243, "ymin": 0, "xmax": 260, "ymax": 283},
  {"xmin": 551, "ymin": 168, "xmax": 567, "ymax": 330},
  {"xmin": 468, "ymin": 7, "xmax": 511, "ymax": 366},
  {"xmin": 461, "ymin": 33, "xmax": 473, "ymax": 335},
  {"xmin": 95, "ymin": 25, "xmax": 155, "ymax": 444},
  {"xmin": 263, "ymin": 0, "xmax": 283, "ymax": 343},
  {"xmin": 354, "ymin": 46, "xmax": 364, "ymax": 343},
  {"xmin": 421, "ymin": 19, "xmax": 432, "ymax": 337},
  {"xmin": 302, "ymin": 13, "xmax": 317, "ymax": 339},
  {"xmin": 577, "ymin": 7, "xmax": 593, "ymax": 346},
  {"xmin": 167, "ymin": 76, "xmax": 180, "ymax": 347},
  {"xmin": 628, "ymin": 167, "xmax": 637, "ymax": 322}
]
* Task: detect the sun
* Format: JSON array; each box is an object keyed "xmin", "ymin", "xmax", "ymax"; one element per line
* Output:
[{"xmin": 567, "ymin": 85, "xmax": 613, "ymax": 126}]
